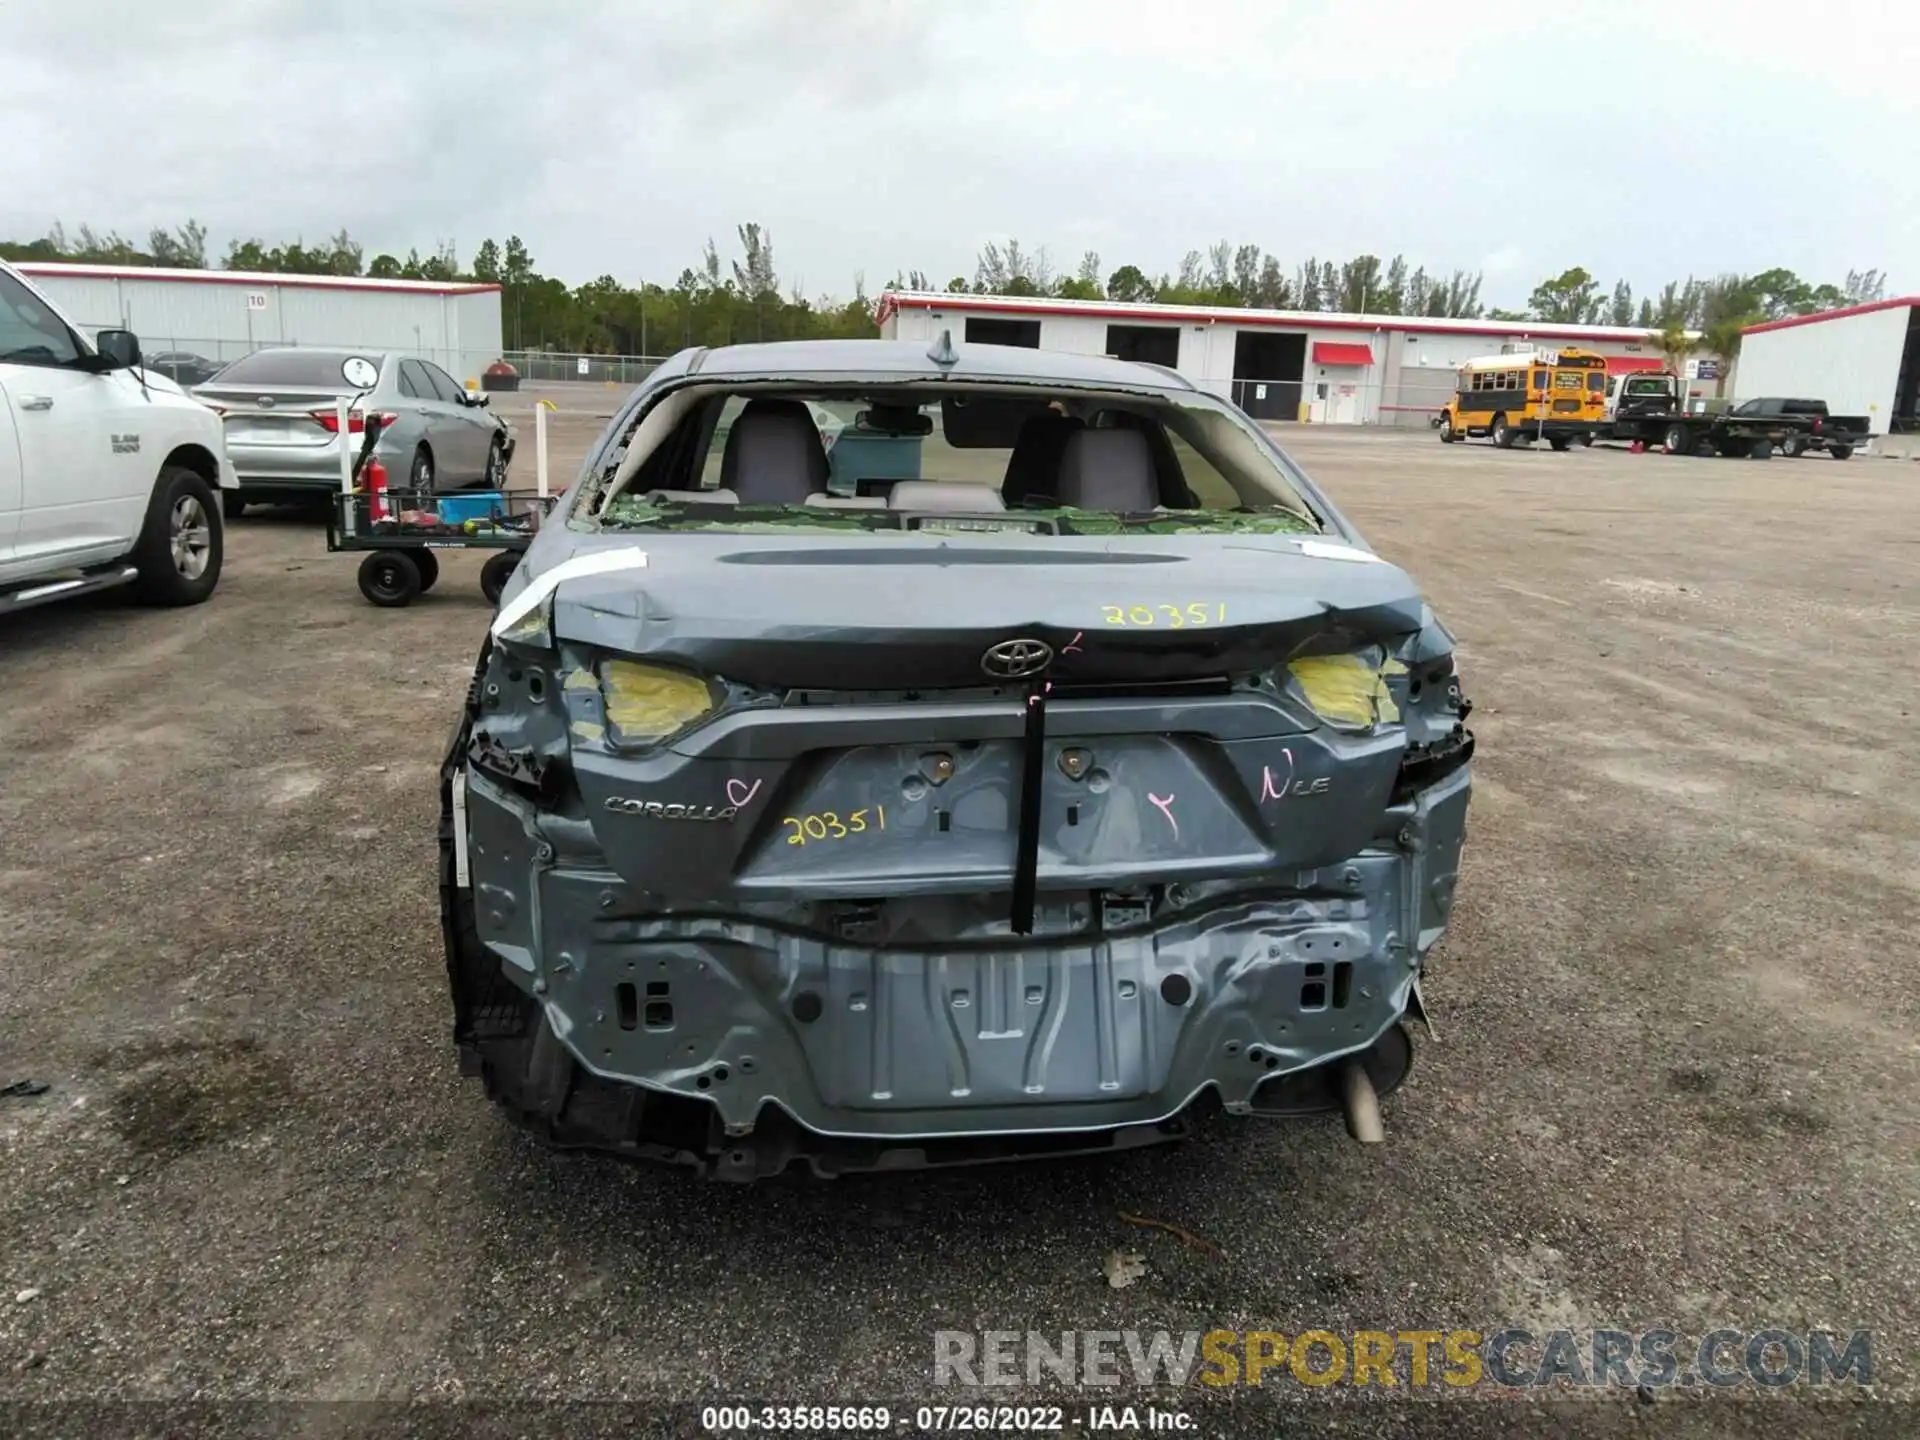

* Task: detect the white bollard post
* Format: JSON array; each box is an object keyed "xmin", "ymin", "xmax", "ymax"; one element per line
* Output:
[
  {"xmin": 337, "ymin": 395, "xmax": 354, "ymax": 494},
  {"xmin": 336, "ymin": 395, "xmax": 355, "ymax": 538},
  {"xmin": 535, "ymin": 399, "xmax": 553, "ymax": 499}
]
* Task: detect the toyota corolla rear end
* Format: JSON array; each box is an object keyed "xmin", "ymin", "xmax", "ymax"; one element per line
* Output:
[{"xmin": 438, "ymin": 345, "xmax": 1474, "ymax": 1179}]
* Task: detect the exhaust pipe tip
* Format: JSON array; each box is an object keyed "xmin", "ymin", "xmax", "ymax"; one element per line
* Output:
[{"xmin": 1340, "ymin": 1059, "xmax": 1385, "ymax": 1144}]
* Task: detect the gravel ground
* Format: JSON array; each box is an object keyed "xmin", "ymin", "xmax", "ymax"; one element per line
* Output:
[{"xmin": 2, "ymin": 415, "xmax": 1916, "ymax": 1437}]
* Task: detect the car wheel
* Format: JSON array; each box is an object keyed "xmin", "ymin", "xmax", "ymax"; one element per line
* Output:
[
  {"xmin": 1831, "ymin": 445, "xmax": 1853, "ymax": 460},
  {"xmin": 481, "ymin": 550, "xmax": 521, "ymax": 607},
  {"xmin": 1663, "ymin": 425, "xmax": 1690, "ymax": 455},
  {"xmin": 1492, "ymin": 415, "xmax": 1513, "ymax": 448},
  {"xmin": 1438, "ymin": 413, "xmax": 1456, "ymax": 443},
  {"xmin": 484, "ymin": 435, "xmax": 506, "ymax": 488},
  {"xmin": 1548, "ymin": 435, "xmax": 1570, "ymax": 452},
  {"xmin": 358, "ymin": 550, "xmax": 423, "ymax": 607},
  {"xmin": 1578, "ymin": 433, "xmax": 1594, "ymax": 447},
  {"xmin": 410, "ymin": 445, "xmax": 435, "ymax": 494},
  {"xmin": 411, "ymin": 547, "xmax": 440, "ymax": 592},
  {"xmin": 1749, "ymin": 438, "xmax": 1774, "ymax": 460},
  {"xmin": 1781, "ymin": 436, "xmax": 1807, "ymax": 458},
  {"xmin": 133, "ymin": 466, "xmax": 224, "ymax": 606},
  {"xmin": 222, "ymin": 491, "xmax": 248, "ymax": 520}
]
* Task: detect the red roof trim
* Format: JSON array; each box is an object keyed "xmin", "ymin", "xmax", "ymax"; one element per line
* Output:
[
  {"xmin": 878, "ymin": 291, "xmax": 1674, "ymax": 343},
  {"xmin": 1742, "ymin": 296, "xmax": 1920, "ymax": 335},
  {"xmin": 1312, "ymin": 341, "xmax": 1375, "ymax": 366},
  {"xmin": 14, "ymin": 261, "xmax": 501, "ymax": 297},
  {"xmin": 1604, "ymin": 356, "xmax": 1669, "ymax": 374}
]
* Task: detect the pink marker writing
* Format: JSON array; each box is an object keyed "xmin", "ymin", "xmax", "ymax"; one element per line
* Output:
[{"xmin": 1148, "ymin": 792, "xmax": 1178, "ymax": 839}]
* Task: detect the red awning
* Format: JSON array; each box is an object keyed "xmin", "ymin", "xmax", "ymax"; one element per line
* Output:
[
  {"xmin": 1604, "ymin": 355, "xmax": 1668, "ymax": 375},
  {"xmin": 1311, "ymin": 342, "xmax": 1374, "ymax": 366}
]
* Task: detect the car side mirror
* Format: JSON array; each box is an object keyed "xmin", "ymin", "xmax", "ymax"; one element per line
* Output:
[
  {"xmin": 468, "ymin": 392, "xmax": 489, "ymax": 408},
  {"xmin": 94, "ymin": 329, "xmax": 142, "ymax": 371}
]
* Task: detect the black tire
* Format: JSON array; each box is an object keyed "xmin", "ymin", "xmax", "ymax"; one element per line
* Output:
[
  {"xmin": 132, "ymin": 466, "xmax": 223, "ymax": 607},
  {"xmin": 1548, "ymin": 436, "xmax": 1570, "ymax": 452},
  {"xmin": 1831, "ymin": 445, "xmax": 1853, "ymax": 460},
  {"xmin": 1696, "ymin": 438, "xmax": 1718, "ymax": 458},
  {"xmin": 410, "ymin": 445, "xmax": 435, "ymax": 494},
  {"xmin": 1781, "ymin": 436, "xmax": 1807, "ymax": 458},
  {"xmin": 222, "ymin": 491, "xmax": 248, "ymax": 520},
  {"xmin": 358, "ymin": 550, "xmax": 422, "ymax": 607},
  {"xmin": 484, "ymin": 435, "xmax": 507, "ymax": 487},
  {"xmin": 1663, "ymin": 424, "xmax": 1690, "ymax": 455},
  {"xmin": 1492, "ymin": 415, "xmax": 1513, "ymax": 448},
  {"xmin": 1438, "ymin": 412, "xmax": 1457, "ymax": 443},
  {"xmin": 480, "ymin": 550, "xmax": 520, "ymax": 607},
  {"xmin": 1749, "ymin": 438, "xmax": 1774, "ymax": 460},
  {"xmin": 1578, "ymin": 433, "xmax": 1594, "ymax": 447},
  {"xmin": 411, "ymin": 547, "xmax": 440, "ymax": 592}
]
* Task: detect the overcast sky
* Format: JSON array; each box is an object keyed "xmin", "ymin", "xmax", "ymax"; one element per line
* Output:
[{"xmin": 4, "ymin": 0, "xmax": 1913, "ymax": 307}]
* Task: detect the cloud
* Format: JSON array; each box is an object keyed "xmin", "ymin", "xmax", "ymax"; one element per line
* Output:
[{"xmin": 1, "ymin": 0, "xmax": 1912, "ymax": 305}]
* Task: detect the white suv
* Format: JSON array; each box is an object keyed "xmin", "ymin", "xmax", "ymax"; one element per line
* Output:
[{"xmin": 0, "ymin": 259, "xmax": 238, "ymax": 614}]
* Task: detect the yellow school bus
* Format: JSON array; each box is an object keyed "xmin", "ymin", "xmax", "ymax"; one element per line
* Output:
[{"xmin": 1438, "ymin": 347, "xmax": 1609, "ymax": 449}]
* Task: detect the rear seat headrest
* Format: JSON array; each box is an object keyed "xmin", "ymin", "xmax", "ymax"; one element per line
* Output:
[{"xmin": 1055, "ymin": 428, "xmax": 1158, "ymax": 511}]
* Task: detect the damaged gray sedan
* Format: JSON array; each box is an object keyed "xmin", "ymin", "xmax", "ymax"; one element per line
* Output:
[{"xmin": 440, "ymin": 337, "xmax": 1473, "ymax": 1179}]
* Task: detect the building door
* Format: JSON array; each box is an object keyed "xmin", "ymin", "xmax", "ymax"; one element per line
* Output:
[{"xmin": 1230, "ymin": 332, "xmax": 1305, "ymax": 419}]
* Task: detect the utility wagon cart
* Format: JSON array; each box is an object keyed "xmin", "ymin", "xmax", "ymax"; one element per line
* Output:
[
  {"xmin": 322, "ymin": 403, "xmax": 556, "ymax": 608},
  {"xmin": 326, "ymin": 487, "xmax": 557, "ymax": 607}
]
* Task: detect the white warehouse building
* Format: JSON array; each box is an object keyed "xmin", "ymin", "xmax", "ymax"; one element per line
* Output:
[
  {"xmin": 877, "ymin": 291, "xmax": 1702, "ymax": 426},
  {"xmin": 1736, "ymin": 297, "xmax": 1920, "ymax": 437},
  {"xmin": 15, "ymin": 261, "xmax": 505, "ymax": 388}
]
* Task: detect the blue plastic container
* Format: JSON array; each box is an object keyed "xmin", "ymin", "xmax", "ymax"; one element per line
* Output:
[{"xmin": 436, "ymin": 492, "xmax": 504, "ymax": 525}]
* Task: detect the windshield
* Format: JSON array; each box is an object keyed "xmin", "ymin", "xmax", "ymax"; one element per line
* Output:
[
  {"xmin": 594, "ymin": 383, "xmax": 1321, "ymax": 537},
  {"xmin": 1623, "ymin": 376, "xmax": 1670, "ymax": 398},
  {"xmin": 207, "ymin": 351, "xmax": 381, "ymax": 388}
]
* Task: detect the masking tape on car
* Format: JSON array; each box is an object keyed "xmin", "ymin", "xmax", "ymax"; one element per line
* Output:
[
  {"xmin": 1298, "ymin": 539, "xmax": 1385, "ymax": 564},
  {"xmin": 491, "ymin": 546, "xmax": 650, "ymax": 637}
]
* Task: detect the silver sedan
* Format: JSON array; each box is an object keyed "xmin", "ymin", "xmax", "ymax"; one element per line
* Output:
[{"xmin": 195, "ymin": 348, "xmax": 514, "ymax": 515}]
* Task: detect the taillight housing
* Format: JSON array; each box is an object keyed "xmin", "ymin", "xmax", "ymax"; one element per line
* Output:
[
  {"xmin": 311, "ymin": 409, "xmax": 398, "ymax": 434},
  {"xmin": 1813, "ymin": 416, "xmax": 1824, "ymax": 434}
]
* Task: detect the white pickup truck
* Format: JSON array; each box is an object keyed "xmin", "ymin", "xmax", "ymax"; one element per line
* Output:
[{"xmin": 0, "ymin": 258, "xmax": 237, "ymax": 616}]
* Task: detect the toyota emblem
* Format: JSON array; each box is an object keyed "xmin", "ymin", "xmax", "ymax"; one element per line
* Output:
[{"xmin": 981, "ymin": 638, "xmax": 1053, "ymax": 679}]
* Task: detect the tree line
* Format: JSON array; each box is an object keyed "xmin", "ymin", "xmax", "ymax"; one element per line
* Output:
[{"xmin": 1, "ymin": 220, "xmax": 1888, "ymax": 369}]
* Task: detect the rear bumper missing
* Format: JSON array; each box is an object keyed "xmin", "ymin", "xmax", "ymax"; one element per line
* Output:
[{"xmin": 448, "ymin": 755, "xmax": 1469, "ymax": 1156}]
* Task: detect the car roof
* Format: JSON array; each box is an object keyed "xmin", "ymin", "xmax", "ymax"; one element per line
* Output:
[
  {"xmin": 235, "ymin": 346, "xmax": 392, "ymax": 362},
  {"xmin": 679, "ymin": 338, "xmax": 1197, "ymax": 393}
]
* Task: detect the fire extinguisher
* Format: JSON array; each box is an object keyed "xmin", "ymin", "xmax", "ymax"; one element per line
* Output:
[
  {"xmin": 350, "ymin": 407, "xmax": 391, "ymax": 524},
  {"xmin": 364, "ymin": 455, "xmax": 391, "ymax": 523}
]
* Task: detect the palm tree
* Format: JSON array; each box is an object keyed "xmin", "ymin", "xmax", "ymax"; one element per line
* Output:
[
  {"xmin": 1653, "ymin": 324, "xmax": 1693, "ymax": 400},
  {"xmin": 1700, "ymin": 317, "xmax": 1745, "ymax": 398}
]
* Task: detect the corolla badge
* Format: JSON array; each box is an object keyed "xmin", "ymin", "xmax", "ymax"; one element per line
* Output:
[
  {"xmin": 981, "ymin": 637, "xmax": 1053, "ymax": 679},
  {"xmin": 604, "ymin": 797, "xmax": 738, "ymax": 821}
]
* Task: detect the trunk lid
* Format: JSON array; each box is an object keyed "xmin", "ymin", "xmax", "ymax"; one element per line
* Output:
[
  {"xmin": 194, "ymin": 384, "xmax": 356, "ymax": 448},
  {"xmin": 548, "ymin": 532, "xmax": 1426, "ymax": 691}
]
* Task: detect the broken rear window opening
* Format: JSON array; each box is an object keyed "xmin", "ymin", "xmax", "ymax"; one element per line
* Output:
[{"xmin": 583, "ymin": 383, "xmax": 1325, "ymax": 537}]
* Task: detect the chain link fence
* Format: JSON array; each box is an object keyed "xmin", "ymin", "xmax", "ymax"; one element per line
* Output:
[
  {"xmin": 501, "ymin": 351, "xmax": 670, "ymax": 386},
  {"xmin": 97, "ymin": 333, "xmax": 482, "ymax": 388}
]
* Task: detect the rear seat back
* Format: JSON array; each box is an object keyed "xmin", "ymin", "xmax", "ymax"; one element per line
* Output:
[
  {"xmin": 1001, "ymin": 413, "xmax": 1084, "ymax": 507},
  {"xmin": 1055, "ymin": 429, "xmax": 1158, "ymax": 511},
  {"xmin": 719, "ymin": 399, "xmax": 830, "ymax": 504}
]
